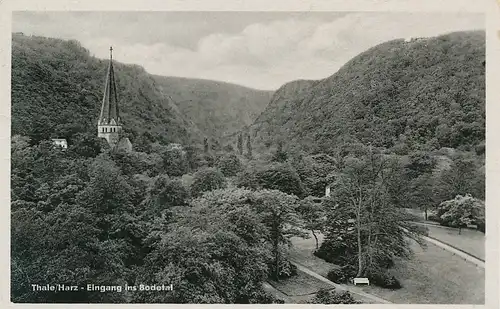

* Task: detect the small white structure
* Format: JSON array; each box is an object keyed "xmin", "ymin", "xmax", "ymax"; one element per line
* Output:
[
  {"xmin": 167, "ymin": 143, "xmax": 183, "ymax": 151},
  {"xmin": 353, "ymin": 278, "xmax": 370, "ymax": 286},
  {"xmin": 52, "ymin": 138, "xmax": 68, "ymax": 150},
  {"xmin": 325, "ymin": 185, "xmax": 331, "ymax": 197}
]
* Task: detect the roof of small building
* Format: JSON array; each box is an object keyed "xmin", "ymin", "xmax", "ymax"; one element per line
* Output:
[{"xmin": 116, "ymin": 137, "xmax": 133, "ymax": 152}]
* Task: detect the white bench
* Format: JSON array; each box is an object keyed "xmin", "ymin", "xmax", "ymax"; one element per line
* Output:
[{"xmin": 353, "ymin": 278, "xmax": 370, "ymax": 286}]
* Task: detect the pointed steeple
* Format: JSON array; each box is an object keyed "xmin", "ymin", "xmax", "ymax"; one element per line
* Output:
[{"xmin": 98, "ymin": 46, "xmax": 120, "ymax": 125}]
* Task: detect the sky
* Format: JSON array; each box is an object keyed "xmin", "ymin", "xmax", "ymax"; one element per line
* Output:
[{"xmin": 12, "ymin": 11, "xmax": 484, "ymax": 90}]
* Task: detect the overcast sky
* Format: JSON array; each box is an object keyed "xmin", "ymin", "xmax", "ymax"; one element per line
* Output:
[{"xmin": 13, "ymin": 11, "xmax": 484, "ymax": 90}]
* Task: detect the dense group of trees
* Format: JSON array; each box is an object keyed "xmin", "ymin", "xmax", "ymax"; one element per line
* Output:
[
  {"xmin": 11, "ymin": 129, "xmax": 484, "ymax": 303},
  {"xmin": 11, "ymin": 134, "xmax": 294, "ymax": 303}
]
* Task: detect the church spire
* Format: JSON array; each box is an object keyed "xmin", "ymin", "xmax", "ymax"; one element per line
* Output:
[{"xmin": 98, "ymin": 46, "xmax": 120, "ymax": 125}]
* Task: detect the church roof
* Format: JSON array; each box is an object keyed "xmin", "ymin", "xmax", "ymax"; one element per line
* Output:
[{"xmin": 98, "ymin": 47, "xmax": 120, "ymax": 125}]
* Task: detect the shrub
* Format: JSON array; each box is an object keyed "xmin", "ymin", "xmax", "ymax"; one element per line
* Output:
[
  {"xmin": 368, "ymin": 271, "xmax": 402, "ymax": 289},
  {"xmin": 309, "ymin": 288, "xmax": 360, "ymax": 304},
  {"xmin": 190, "ymin": 167, "xmax": 226, "ymax": 197},
  {"xmin": 314, "ymin": 234, "xmax": 357, "ymax": 266},
  {"xmin": 326, "ymin": 265, "xmax": 356, "ymax": 284},
  {"xmin": 246, "ymin": 291, "xmax": 285, "ymax": 304}
]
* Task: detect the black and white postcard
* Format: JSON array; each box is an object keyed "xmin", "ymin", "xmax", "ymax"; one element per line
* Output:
[{"xmin": 1, "ymin": 0, "xmax": 497, "ymax": 307}]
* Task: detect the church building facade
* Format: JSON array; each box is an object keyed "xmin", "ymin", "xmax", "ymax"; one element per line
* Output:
[{"xmin": 97, "ymin": 47, "xmax": 132, "ymax": 152}]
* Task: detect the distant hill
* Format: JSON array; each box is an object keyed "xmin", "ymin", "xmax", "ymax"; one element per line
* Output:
[
  {"xmin": 153, "ymin": 76, "xmax": 273, "ymax": 140},
  {"xmin": 11, "ymin": 33, "xmax": 272, "ymax": 147},
  {"xmin": 250, "ymin": 31, "xmax": 485, "ymax": 154}
]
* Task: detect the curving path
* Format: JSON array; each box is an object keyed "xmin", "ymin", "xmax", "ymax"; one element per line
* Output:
[
  {"xmin": 422, "ymin": 235, "xmax": 485, "ymax": 268},
  {"xmin": 289, "ymin": 260, "xmax": 393, "ymax": 304},
  {"xmin": 410, "ymin": 221, "xmax": 485, "ymax": 267}
]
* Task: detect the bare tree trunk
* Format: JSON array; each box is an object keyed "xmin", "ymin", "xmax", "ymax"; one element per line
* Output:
[
  {"xmin": 356, "ymin": 197, "xmax": 364, "ymax": 278},
  {"xmin": 356, "ymin": 222, "xmax": 363, "ymax": 277},
  {"xmin": 312, "ymin": 230, "xmax": 319, "ymax": 250},
  {"xmin": 275, "ymin": 241, "xmax": 280, "ymax": 281},
  {"xmin": 273, "ymin": 213, "xmax": 280, "ymax": 281},
  {"xmin": 424, "ymin": 207, "xmax": 428, "ymax": 221}
]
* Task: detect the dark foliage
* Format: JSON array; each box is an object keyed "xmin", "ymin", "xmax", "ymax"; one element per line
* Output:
[
  {"xmin": 216, "ymin": 153, "xmax": 242, "ymax": 177},
  {"xmin": 326, "ymin": 266, "xmax": 357, "ymax": 284},
  {"xmin": 190, "ymin": 167, "xmax": 226, "ymax": 197},
  {"xmin": 271, "ymin": 140, "xmax": 288, "ymax": 162},
  {"xmin": 368, "ymin": 271, "xmax": 402, "ymax": 290},
  {"xmin": 236, "ymin": 162, "xmax": 306, "ymax": 198},
  {"xmin": 309, "ymin": 288, "xmax": 360, "ymax": 304},
  {"xmin": 251, "ymin": 31, "xmax": 485, "ymax": 154},
  {"xmin": 268, "ymin": 260, "xmax": 298, "ymax": 280},
  {"xmin": 245, "ymin": 134, "xmax": 253, "ymax": 159},
  {"xmin": 314, "ymin": 233, "xmax": 357, "ymax": 266}
]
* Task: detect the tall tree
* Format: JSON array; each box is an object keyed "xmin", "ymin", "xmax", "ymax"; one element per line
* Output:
[
  {"xmin": 325, "ymin": 147, "xmax": 426, "ymax": 278},
  {"xmin": 250, "ymin": 190, "xmax": 306, "ymax": 281},
  {"xmin": 408, "ymin": 173, "xmax": 435, "ymax": 220},
  {"xmin": 237, "ymin": 132, "xmax": 243, "ymax": 155},
  {"xmin": 435, "ymin": 156, "xmax": 484, "ymax": 202},
  {"xmin": 245, "ymin": 134, "xmax": 252, "ymax": 159},
  {"xmin": 297, "ymin": 197, "xmax": 326, "ymax": 250}
]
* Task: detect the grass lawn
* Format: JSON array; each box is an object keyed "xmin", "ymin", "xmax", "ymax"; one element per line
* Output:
[
  {"xmin": 425, "ymin": 225, "xmax": 485, "ymax": 260},
  {"xmin": 289, "ymin": 231, "xmax": 484, "ymax": 304},
  {"xmin": 289, "ymin": 232, "xmax": 340, "ymax": 276},
  {"xmin": 268, "ymin": 270, "xmax": 332, "ymax": 296},
  {"xmin": 358, "ymin": 241, "xmax": 485, "ymax": 304}
]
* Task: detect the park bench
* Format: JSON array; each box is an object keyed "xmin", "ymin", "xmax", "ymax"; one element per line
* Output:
[{"xmin": 353, "ymin": 278, "xmax": 370, "ymax": 286}]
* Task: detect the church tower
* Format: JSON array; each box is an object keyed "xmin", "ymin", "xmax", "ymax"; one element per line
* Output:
[{"xmin": 97, "ymin": 47, "xmax": 132, "ymax": 152}]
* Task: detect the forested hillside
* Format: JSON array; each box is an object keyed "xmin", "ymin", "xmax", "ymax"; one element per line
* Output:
[
  {"xmin": 153, "ymin": 76, "xmax": 273, "ymax": 139},
  {"xmin": 251, "ymin": 31, "xmax": 485, "ymax": 155},
  {"xmin": 11, "ymin": 33, "xmax": 271, "ymax": 147}
]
